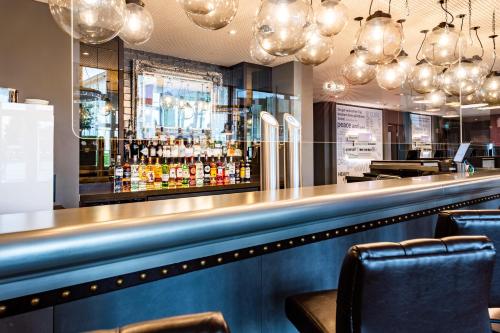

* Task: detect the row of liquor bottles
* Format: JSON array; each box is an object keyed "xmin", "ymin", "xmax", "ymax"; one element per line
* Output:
[
  {"xmin": 112, "ymin": 154, "xmax": 252, "ymax": 193},
  {"xmin": 124, "ymin": 129, "xmax": 255, "ymax": 160}
]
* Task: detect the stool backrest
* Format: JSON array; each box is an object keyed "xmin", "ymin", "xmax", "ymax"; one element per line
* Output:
[
  {"xmin": 88, "ymin": 312, "xmax": 230, "ymax": 333},
  {"xmin": 336, "ymin": 236, "xmax": 495, "ymax": 333},
  {"xmin": 435, "ymin": 210, "xmax": 500, "ymax": 307}
]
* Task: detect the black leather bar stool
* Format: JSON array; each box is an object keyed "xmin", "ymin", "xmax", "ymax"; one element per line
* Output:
[
  {"xmin": 285, "ymin": 236, "xmax": 495, "ymax": 333},
  {"xmin": 88, "ymin": 311, "xmax": 230, "ymax": 333},
  {"xmin": 435, "ymin": 210, "xmax": 500, "ymax": 328}
]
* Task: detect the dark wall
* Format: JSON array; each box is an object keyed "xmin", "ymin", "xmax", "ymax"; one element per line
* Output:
[
  {"xmin": 0, "ymin": 0, "xmax": 79, "ymax": 208},
  {"xmin": 313, "ymin": 102, "xmax": 337, "ymax": 185}
]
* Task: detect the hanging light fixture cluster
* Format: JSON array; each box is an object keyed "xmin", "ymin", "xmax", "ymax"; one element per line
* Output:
[
  {"xmin": 251, "ymin": 0, "xmax": 349, "ymax": 66},
  {"xmin": 340, "ymin": 0, "xmax": 405, "ymax": 90},
  {"xmin": 48, "ymin": 0, "xmax": 154, "ymax": 45}
]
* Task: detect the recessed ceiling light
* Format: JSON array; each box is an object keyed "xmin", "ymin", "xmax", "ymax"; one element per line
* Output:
[
  {"xmin": 442, "ymin": 114, "xmax": 460, "ymax": 118},
  {"xmin": 228, "ymin": 30, "xmax": 237, "ymax": 35},
  {"xmin": 426, "ymin": 108, "xmax": 440, "ymax": 111},
  {"xmin": 478, "ymin": 106, "xmax": 500, "ymax": 110},
  {"xmin": 82, "ymin": 52, "xmax": 89, "ymax": 56},
  {"xmin": 460, "ymin": 103, "xmax": 489, "ymax": 109}
]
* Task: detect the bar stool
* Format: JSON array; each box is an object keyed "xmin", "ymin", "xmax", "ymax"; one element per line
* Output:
[
  {"xmin": 88, "ymin": 311, "xmax": 230, "ymax": 333},
  {"xmin": 285, "ymin": 236, "xmax": 495, "ymax": 333},
  {"xmin": 435, "ymin": 210, "xmax": 500, "ymax": 329}
]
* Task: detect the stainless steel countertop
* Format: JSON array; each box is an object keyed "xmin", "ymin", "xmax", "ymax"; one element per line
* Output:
[{"xmin": 0, "ymin": 171, "xmax": 499, "ymax": 293}]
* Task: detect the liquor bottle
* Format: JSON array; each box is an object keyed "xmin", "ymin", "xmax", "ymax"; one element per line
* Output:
[
  {"xmin": 154, "ymin": 157, "xmax": 162, "ymax": 190},
  {"xmin": 114, "ymin": 155, "xmax": 123, "ymax": 193},
  {"xmin": 157, "ymin": 141, "xmax": 163, "ymax": 159},
  {"xmin": 224, "ymin": 157, "xmax": 230, "ymax": 185},
  {"xmin": 185, "ymin": 137, "xmax": 193, "ymax": 158},
  {"xmin": 131, "ymin": 156, "xmax": 140, "ymax": 192},
  {"xmin": 228, "ymin": 157, "xmax": 236, "ymax": 185},
  {"xmin": 216, "ymin": 155, "xmax": 224, "ymax": 186},
  {"xmin": 163, "ymin": 140, "xmax": 170, "ymax": 159},
  {"xmin": 176, "ymin": 160, "xmax": 184, "ymax": 187},
  {"xmin": 193, "ymin": 136, "xmax": 201, "ymax": 157},
  {"xmin": 210, "ymin": 157, "xmax": 217, "ymax": 186},
  {"xmin": 138, "ymin": 156, "xmax": 147, "ymax": 191},
  {"xmin": 140, "ymin": 141, "xmax": 149, "ymax": 159},
  {"xmin": 146, "ymin": 157, "xmax": 155, "ymax": 190},
  {"xmin": 131, "ymin": 139, "xmax": 140, "ymax": 158},
  {"xmin": 108, "ymin": 157, "xmax": 116, "ymax": 184},
  {"xmin": 189, "ymin": 157, "xmax": 196, "ymax": 187},
  {"xmin": 149, "ymin": 141, "xmax": 156, "ymax": 159},
  {"xmin": 178, "ymin": 130, "xmax": 186, "ymax": 158},
  {"xmin": 122, "ymin": 155, "xmax": 131, "ymax": 192},
  {"xmin": 182, "ymin": 158, "xmax": 190, "ymax": 188},
  {"xmin": 239, "ymin": 159, "xmax": 246, "ymax": 182},
  {"xmin": 245, "ymin": 157, "xmax": 251, "ymax": 183},
  {"xmin": 195, "ymin": 155, "xmax": 204, "ymax": 187},
  {"xmin": 168, "ymin": 160, "xmax": 177, "ymax": 189},
  {"xmin": 161, "ymin": 158, "xmax": 169, "ymax": 189},
  {"xmin": 170, "ymin": 135, "xmax": 179, "ymax": 158},
  {"xmin": 235, "ymin": 160, "xmax": 241, "ymax": 184},
  {"xmin": 203, "ymin": 155, "xmax": 211, "ymax": 186}
]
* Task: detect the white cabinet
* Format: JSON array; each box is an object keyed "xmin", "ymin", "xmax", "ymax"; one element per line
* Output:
[{"xmin": 0, "ymin": 103, "xmax": 54, "ymax": 213}]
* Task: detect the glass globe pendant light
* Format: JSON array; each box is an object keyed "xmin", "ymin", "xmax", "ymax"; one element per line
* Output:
[
  {"xmin": 315, "ymin": 0, "xmax": 348, "ymax": 37},
  {"xmin": 481, "ymin": 72, "xmax": 500, "ymax": 105},
  {"xmin": 353, "ymin": 1, "xmax": 403, "ymax": 65},
  {"xmin": 422, "ymin": 1, "xmax": 467, "ymax": 66},
  {"xmin": 186, "ymin": 0, "xmax": 238, "ymax": 30},
  {"xmin": 295, "ymin": 25, "xmax": 333, "ymax": 66},
  {"xmin": 395, "ymin": 21, "xmax": 413, "ymax": 77},
  {"xmin": 254, "ymin": 0, "xmax": 313, "ymax": 57},
  {"xmin": 376, "ymin": 59, "xmax": 406, "ymax": 90},
  {"xmin": 424, "ymin": 90, "xmax": 447, "ymax": 107},
  {"xmin": 341, "ymin": 50, "xmax": 376, "ymax": 85},
  {"xmin": 119, "ymin": 0, "xmax": 154, "ymax": 46},
  {"xmin": 178, "ymin": 0, "xmax": 217, "ymax": 15},
  {"xmin": 410, "ymin": 60, "xmax": 440, "ymax": 94},
  {"xmin": 249, "ymin": 37, "xmax": 276, "ymax": 65},
  {"xmin": 48, "ymin": 0, "xmax": 126, "ymax": 44},
  {"xmin": 441, "ymin": 58, "xmax": 485, "ymax": 96}
]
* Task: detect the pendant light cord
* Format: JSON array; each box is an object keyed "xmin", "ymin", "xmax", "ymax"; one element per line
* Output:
[
  {"xmin": 440, "ymin": 0, "xmax": 454, "ymax": 25},
  {"xmin": 472, "ymin": 27, "xmax": 484, "ymax": 58},
  {"xmin": 388, "ymin": 0, "xmax": 392, "ymax": 14},
  {"xmin": 469, "ymin": 0, "xmax": 473, "ymax": 44},
  {"xmin": 416, "ymin": 30, "xmax": 428, "ymax": 61},
  {"xmin": 369, "ymin": 0, "xmax": 374, "ymax": 15},
  {"xmin": 490, "ymin": 10, "xmax": 497, "ymax": 72}
]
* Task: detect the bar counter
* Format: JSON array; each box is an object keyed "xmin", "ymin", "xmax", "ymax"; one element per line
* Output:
[{"xmin": 1, "ymin": 171, "xmax": 500, "ymax": 332}]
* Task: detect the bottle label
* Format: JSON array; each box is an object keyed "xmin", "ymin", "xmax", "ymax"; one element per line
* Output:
[
  {"xmin": 246, "ymin": 168, "xmax": 251, "ymax": 179},
  {"xmin": 162, "ymin": 174, "xmax": 169, "ymax": 182},
  {"xmin": 217, "ymin": 166, "xmax": 224, "ymax": 176},
  {"xmin": 147, "ymin": 171, "xmax": 154, "ymax": 182},
  {"xmin": 183, "ymin": 169, "xmax": 190, "ymax": 178},
  {"xmin": 115, "ymin": 169, "xmax": 123, "ymax": 178},
  {"xmin": 177, "ymin": 168, "xmax": 183, "ymax": 178},
  {"xmin": 141, "ymin": 148, "xmax": 149, "ymax": 156},
  {"xmin": 204, "ymin": 165, "xmax": 210, "ymax": 173},
  {"xmin": 170, "ymin": 169, "xmax": 177, "ymax": 178}
]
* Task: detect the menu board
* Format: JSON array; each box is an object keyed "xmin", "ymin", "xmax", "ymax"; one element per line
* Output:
[
  {"xmin": 336, "ymin": 105, "xmax": 383, "ymax": 183},
  {"xmin": 410, "ymin": 114, "xmax": 432, "ymax": 158}
]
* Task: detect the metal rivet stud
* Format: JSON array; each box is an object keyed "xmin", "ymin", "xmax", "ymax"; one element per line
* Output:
[
  {"xmin": 325, "ymin": 233, "xmax": 330, "ymax": 237},
  {"xmin": 301, "ymin": 238, "xmax": 305, "ymax": 242},
  {"xmin": 335, "ymin": 230, "xmax": 340, "ymax": 234},
  {"xmin": 31, "ymin": 298, "xmax": 40, "ymax": 306},
  {"xmin": 90, "ymin": 284, "xmax": 98, "ymax": 292},
  {"xmin": 140, "ymin": 273, "xmax": 147, "ymax": 280},
  {"xmin": 61, "ymin": 291, "xmax": 70, "ymax": 298},
  {"xmin": 161, "ymin": 268, "xmax": 168, "ymax": 275},
  {"xmin": 116, "ymin": 279, "xmax": 124, "ymax": 286},
  {"xmin": 234, "ymin": 252, "xmax": 239, "ymax": 258},
  {"xmin": 200, "ymin": 260, "xmax": 206, "ymax": 266},
  {"xmin": 311, "ymin": 236, "xmax": 316, "ymax": 240},
  {"xmin": 217, "ymin": 257, "xmax": 223, "ymax": 263},
  {"xmin": 0, "ymin": 305, "xmax": 5, "ymax": 314},
  {"xmin": 289, "ymin": 240, "xmax": 294, "ymax": 245},
  {"xmin": 182, "ymin": 264, "xmax": 188, "ymax": 270},
  {"xmin": 249, "ymin": 249, "xmax": 254, "ymax": 255},
  {"xmin": 263, "ymin": 246, "xmax": 268, "ymax": 251},
  {"xmin": 276, "ymin": 243, "xmax": 281, "ymax": 248}
]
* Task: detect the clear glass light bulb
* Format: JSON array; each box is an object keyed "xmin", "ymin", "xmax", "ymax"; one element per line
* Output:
[
  {"xmin": 397, "ymin": 50, "xmax": 414, "ymax": 77},
  {"xmin": 295, "ymin": 25, "xmax": 333, "ymax": 66},
  {"xmin": 119, "ymin": 3, "xmax": 154, "ymax": 46},
  {"xmin": 186, "ymin": 0, "xmax": 238, "ymax": 30},
  {"xmin": 341, "ymin": 50, "xmax": 376, "ymax": 85},
  {"xmin": 354, "ymin": 11, "xmax": 403, "ymax": 65},
  {"xmin": 254, "ymin": 0, "xmax": 313, "ymax": 56},
  {"xmin": 315, "ymin": 0, "xmax": 348, "ymax": 37},
  {"xmin": 48, "ymin": 0, "xmax": 126, "ymax": 44}
]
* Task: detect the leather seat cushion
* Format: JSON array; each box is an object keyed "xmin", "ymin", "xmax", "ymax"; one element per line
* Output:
[{"xmin": 285, "ymin": 290, "xmax": 337, "ymax": 333}]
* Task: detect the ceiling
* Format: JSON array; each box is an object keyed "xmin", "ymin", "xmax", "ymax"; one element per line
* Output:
[{"xmin": 37, "ymin": 0, "xmax": 498, "ymax": 115}]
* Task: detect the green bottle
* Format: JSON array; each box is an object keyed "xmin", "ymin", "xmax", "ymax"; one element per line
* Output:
[{"xmin": 161, "ymin": 158, "xmax": 169, "ymax": 189}]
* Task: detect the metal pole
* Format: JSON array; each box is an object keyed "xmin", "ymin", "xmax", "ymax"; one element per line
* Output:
[
  {"xmin": 283, "ymin": 113, "xmax": 302, "ymax": 188},
  {"xmin": 260, "ymin": 112, "xmax": 280, "ymax": 191}
]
